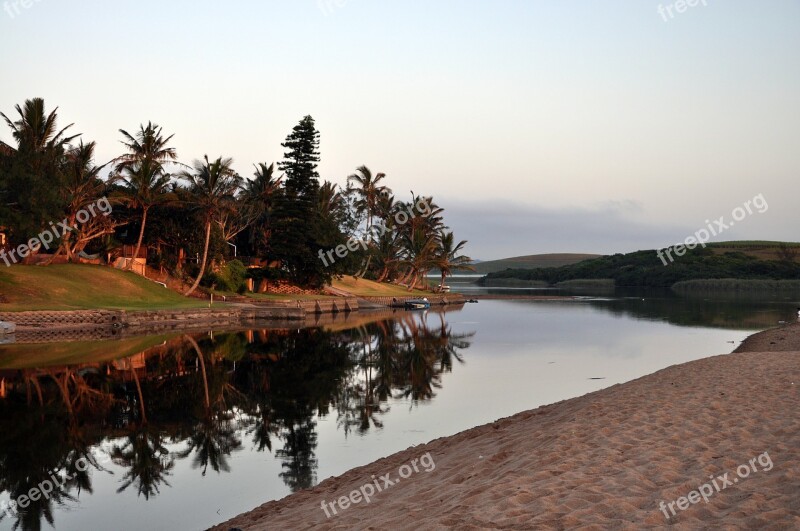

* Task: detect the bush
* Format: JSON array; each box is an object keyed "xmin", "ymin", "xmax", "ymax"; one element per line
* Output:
[{"xmin": 204, "ymin": 260, "xmax": 248, "ymax": 292}]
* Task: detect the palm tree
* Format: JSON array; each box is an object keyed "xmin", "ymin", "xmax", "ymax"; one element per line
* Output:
[
  {"xmin": 243, "ymin": 162, "xmax": 283, "ymax": 255},
  {"xmin": 434, "ymin": 231, "xmax": 474, "ymax": 290},
  {"xmin": 181, "ymin": 156, "xmax": 242, "ymax": 296},
  {"xmin": 245, "ymin": 163, "xmax": 282, "ymax": 205},
  {"xmin": 1, "ymin": 98, "xmax": 79, "ymax": 239},
  {"xmin": 317, "ymin": 181, "xmax": 344, "ymax": 222},
  {"xmin": 116, "ymin": 122, "xmax": 179, "ymax": 168},
  {"xmin": 347, "ymin": 166, "xmax": 387, "ymax": 242},
  {"xmin": 115, "ymin": 161, "xmax": 173, "ymax": 269},
  {"xmin": 401, "ymin": 226, "xmax": 438, "ymax": 291},
  {"xmin": 114, "ymin": 122, "xmax": 179, "ymax": 270},
  {"xmin": 1, "ymin": 97, "xmax": 77, "ymax": 155}
]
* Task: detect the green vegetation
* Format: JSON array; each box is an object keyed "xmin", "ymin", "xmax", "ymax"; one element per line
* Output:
[
  {"xmin": 672, "ymin": 279, "xmax": 800, "ymax": 292},
  {"xmin": 180, "ymin": 155, "xmax": 242, "ymax": 295},
  {"xmin": 0, "ymin": 265, "xmax": 207, "ymax": 311},
  {"xmin": 204, "ymin": 260, "xmax": 248, "ymax": 293},
  {"xmin": 482, "ymin": 243, "xmax": 800, "ymax": 289},
  {"xmin": 472, "ymin": 253, "xmax": 601, "ymax": 275}
]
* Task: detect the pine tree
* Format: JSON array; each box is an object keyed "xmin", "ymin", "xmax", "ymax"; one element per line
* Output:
[
  {"xmin": 278, "ymin": 115, "xmax": 320, "ymax": 199},
  {"xmin": 270, "ymin": 116, "xmax": 341, "ymax": 287}
]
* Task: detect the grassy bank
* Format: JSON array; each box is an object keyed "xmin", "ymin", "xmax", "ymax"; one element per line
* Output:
[
  {"xmin": 0, "ymin": 266, "xmax": 433, "ymax": 314},
  {"xmin": 332, "ymin": 276, "xmax": 429, "ymax": 297},
  {"xmin": 0, "ymin": 265, "xmax": 208, "ymax": 312}
]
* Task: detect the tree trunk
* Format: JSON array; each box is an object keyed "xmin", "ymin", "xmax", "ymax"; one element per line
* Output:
[
  {"xmin": 377, "ymin": 266, "xmax": 389, "ymax": 282},
  {"xmin": 357, "ymin": 255, "xmax": 372, "ymax": 279},
  {"xmin": 398, "ymin": 269, "xmax": 413, "ymax": 285},
  {"xmin": 44, "ymin": 246, "xmax": 64, "ymax": 265},
  {"xmin": 407, "ymin": 271, "xmax": 418, "ymax": 292},
  {"xmin": 64, "ymin": 240, "xmax": 75, "ymax": 263},
  {"xmin": 127, "ymin": 207, "xmax": 148, "ymax": 271},
  {"xmin": 184, "ymin": 220, "xmax": 211, "ymax": 296},
  {"xmin": 52, "ymin": 214, "xmax": 77, "ymax": 263}
]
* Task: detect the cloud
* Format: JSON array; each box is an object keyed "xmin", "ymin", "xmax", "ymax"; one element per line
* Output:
[{"xmin": 440, "ymin": 199, "xmax": 689, "ymax": 260}]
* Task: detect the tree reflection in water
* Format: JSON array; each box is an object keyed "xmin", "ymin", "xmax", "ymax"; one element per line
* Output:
[{"xmin": 0, "ymin": 309, "xmax": 473, "ymax": 529}]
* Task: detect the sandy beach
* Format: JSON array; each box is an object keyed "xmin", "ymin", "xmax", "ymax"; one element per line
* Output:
[{"xmin": 214, "ymin": 324, "xmax": 800, "ymax": 530}]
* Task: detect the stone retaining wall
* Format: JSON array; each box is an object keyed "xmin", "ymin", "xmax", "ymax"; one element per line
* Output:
[
  {"xmin": 298, "ymin": 299, "xmax": 359, "ymax": 314},
  {"xmin": 0, "ymin": 298, "xmax": 360, "ymax": 332},
  {"xmin": 0, "ymin": 310, "xmax": 122, "ymax": 328}
]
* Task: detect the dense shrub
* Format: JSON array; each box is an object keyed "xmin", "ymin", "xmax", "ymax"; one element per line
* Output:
[{"xmin": 203, "ymin": 260, "xmax": 248, "ymax": 292}]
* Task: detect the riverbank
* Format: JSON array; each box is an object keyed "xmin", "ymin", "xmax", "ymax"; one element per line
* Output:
[
  {"xmin": 0, "ymin": 295, "xmax": 467, "ymax": 344},
  {"xmin": 213, "ymin": 324, "xmax": 800, "ymax": 530}
]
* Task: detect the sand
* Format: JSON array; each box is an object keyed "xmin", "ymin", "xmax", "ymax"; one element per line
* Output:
[{"xmin": 213, "ymin": 325, "xmax": 800, "ymax": 530}]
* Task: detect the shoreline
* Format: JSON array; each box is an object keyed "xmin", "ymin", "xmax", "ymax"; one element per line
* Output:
[
  {"xmin": 212, "ymin": 324, "xmax": 800, "ymax": 530},
  {"xmin": 0, "ymin": 294, "xmax": 467, "ymax": 343}
]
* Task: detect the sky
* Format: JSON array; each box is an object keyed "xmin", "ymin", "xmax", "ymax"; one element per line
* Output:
[{"xmin": 1, "ymin": 0, "xmax": 798, "ymax": 260}]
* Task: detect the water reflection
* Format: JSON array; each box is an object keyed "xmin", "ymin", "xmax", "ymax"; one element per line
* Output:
[
  {"xmin": 449, "ymin": 280, "xmax": 800, "ymax": 329},
  {"xmin": 0, "ymin": 310, "xmax": 472, "ymax": 531}
]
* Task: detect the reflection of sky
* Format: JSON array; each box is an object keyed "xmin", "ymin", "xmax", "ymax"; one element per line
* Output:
[{"xmin": 0, "ymin": 300, "xmax": 760, "ymax": 531}]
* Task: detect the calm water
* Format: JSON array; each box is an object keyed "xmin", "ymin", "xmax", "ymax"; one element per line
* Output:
[{"xmin": 0, "ymin": 290, "xmax": 797, "ymax": 531}]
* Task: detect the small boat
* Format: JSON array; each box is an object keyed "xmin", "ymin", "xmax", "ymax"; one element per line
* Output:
[
  {"xmin": 404, "ymin": 299, "xmax": 431, "ymax": 310},
  {"xmin": 437, "ymin": 285, "xmax": 451, "ymax": 293}
]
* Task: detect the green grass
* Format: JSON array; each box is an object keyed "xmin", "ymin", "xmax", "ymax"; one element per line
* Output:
[
  {"xmin": 0, "ymin": 264, "xmax": 208, "ymax": 312},
  {"xmin": 0, "ymin": 334, "xmax": 175, "ymax": 369},
  {"xmin": 332, "ymin": 276, "xmax": 429, "ymax": 297}
]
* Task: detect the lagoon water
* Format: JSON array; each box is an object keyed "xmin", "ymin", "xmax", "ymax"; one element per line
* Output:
[{"xmin": 0, "ymin": 288, "xmax": 797, "ymax": 531}]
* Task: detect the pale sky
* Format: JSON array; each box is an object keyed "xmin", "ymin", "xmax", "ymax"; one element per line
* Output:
[{"xmin": 1, "ymin": 0, "xmax": 798, "ymax": 259}]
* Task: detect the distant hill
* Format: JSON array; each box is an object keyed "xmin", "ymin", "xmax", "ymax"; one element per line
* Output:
[
  {"xmin": 471, "ymin": 253, "xmax": 601, "ymax": 274},
  {"xmin": 481, "ymin": 241, "xmax": 800, "ymax": 288}
]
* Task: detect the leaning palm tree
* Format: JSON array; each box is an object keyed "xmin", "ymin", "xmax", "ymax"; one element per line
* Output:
[
  {"xmin": 181, "ymin": 156, "xmax": 242, "ymax": 296},
  {"xmin": 434, "ymin": 231, "xmax": 474, "ymax": 290},
  {"xmin": 401, "ymin": 226, "xmax": 438, "ymax": 291},
  {"xmin": 115, "ymin": 160, "xmax": 173, "ymax": 269},
  {"xmin": 114, "ymin": 122, "xmax": 179, "ymax": 270}
]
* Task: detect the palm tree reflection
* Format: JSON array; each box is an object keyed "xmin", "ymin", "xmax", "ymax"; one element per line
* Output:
[{"xmin": 0, "ymin": 309, "xmax": 474, "ymax": 528}]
